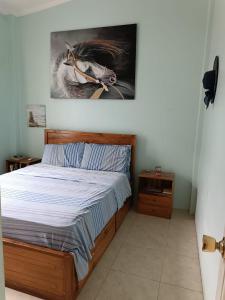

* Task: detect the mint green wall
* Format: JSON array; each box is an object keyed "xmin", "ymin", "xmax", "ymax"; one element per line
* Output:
[
  {"xmin": 0, "ymin": 15, "xmax": 18, "ymax": 174},
  {"xmin": 0, "ymin": 14, "xmax": 18, "ymax": 300},
  {"xmin": 196, "ymin": 0, "xmax": 225, "ymax": 299},
  {"xmin": 15, "ymin": 0, "xmax": 209, "ymax": 209},
  {"xmin": 0, "ymin": 15, "xmax": 16, "ymax": 173}
]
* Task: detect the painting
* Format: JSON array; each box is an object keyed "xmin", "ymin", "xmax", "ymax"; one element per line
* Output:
[
  {"xmin": 51, "ymin": 24, "xmax": 137, "ymax": 100},
  {"xmin": 27, "ymin": 105, "xmax": 46, "ymax": 128}
]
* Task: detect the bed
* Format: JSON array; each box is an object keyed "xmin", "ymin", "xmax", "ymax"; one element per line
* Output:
[{"xmin": 2, "ymin": 129, "xmax": 136, "ymax": 300}]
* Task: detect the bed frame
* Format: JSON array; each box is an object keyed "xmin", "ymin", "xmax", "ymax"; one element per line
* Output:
[{"xmin": 3, "ymin": 129, "xmax": 136, "ymax": 300}]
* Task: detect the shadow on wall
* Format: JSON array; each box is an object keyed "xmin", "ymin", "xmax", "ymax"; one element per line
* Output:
[
  {"xmin": 174, "ymin": 174, "xmax": 192, "ymax": 210},
  {"xmin": 190, "ymin": 186, "xmax": 198, "ymax": 215}
]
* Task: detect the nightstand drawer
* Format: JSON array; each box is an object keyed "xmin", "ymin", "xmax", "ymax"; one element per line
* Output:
[
  {"xmin": 138, "ymin": 193, "xmax": 172, "ymax": 208},
  {"xmin": 137, "ymin": 203, "xmax": 171, "ymax": 218}
]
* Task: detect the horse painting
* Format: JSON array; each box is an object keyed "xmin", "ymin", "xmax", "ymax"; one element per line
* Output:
[{"xmin": 51, "ymin": 24, "xmax": 137, "ymax": 100}]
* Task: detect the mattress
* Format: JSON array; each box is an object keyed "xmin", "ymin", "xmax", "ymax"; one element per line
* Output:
[{"xmin": 0, "ymin": 163, "xmax": 131, "ymax": 280}]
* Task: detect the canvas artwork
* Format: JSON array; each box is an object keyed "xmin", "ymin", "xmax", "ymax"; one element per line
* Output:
[
  {"xmin": 51, "ymin": 24, "xmax": 137, "ymax": 100},
  {"xmin": 27, "ymin": 105, "xmax": 46, "ymax": 128}
]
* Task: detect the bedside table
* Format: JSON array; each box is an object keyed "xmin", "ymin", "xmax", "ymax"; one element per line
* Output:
[
  {"xmin": 137, "ymin": 170, "xmax": 175, "ymax": 219},
  {"xmin": 6, "ymin": 157, "xmax": 41, "ymax": 172}
]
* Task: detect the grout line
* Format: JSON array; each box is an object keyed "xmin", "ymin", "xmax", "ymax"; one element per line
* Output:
[
  {"xmin": 156, "ymin": 216, "xmax": 171, "ymax": 300},
  {"xmin": 109, "ymin": 237, "xmax": 125, "ymax": 268},
  {"xmin": 109, "ymin": 268, "xmax": 161, "ymax": 285},
  {"xmin": 93, "ymin": 240, "xmax": 124, "ymax": 299},
  {"xmin": 165, "ymin": 247, "xmax": 199, "ymax": 260},
  {"xmin": 156, "ymin": 283, "xmax": 160, "ymax": 300},
  {"xmin": 160, "ymin": 281, "xmax": 203, "ymax": 294},
  {"xmin": 96, "ymin": 211, "xmax": 199, "ymax": 299},
  {"xmin": 157, "ymin": 213, "xmax": 201, "ymax": 298},
  {"xmin": 94, "ymin": 212, "xmax": 136, "ymax": 299},
  {"xmin": 109, "ymin": 215, "xmax": 136, "ymax": 268},
  {"xmin": 156, "ymin": 217, "xmax": 173, "ymax": 300},
  {"xmin": 93, "ymin": 266, "xmax": 111, "ymax": 300}
]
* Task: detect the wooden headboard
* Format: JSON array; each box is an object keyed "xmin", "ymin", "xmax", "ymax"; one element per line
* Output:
[{"xmin": 45, "ymin": 129, "xmax": 136, "ymax": 189}]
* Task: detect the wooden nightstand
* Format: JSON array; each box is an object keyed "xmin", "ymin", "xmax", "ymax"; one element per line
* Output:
[
  {"xmin": 6, "ymin": 157, "xmax": 41, "ymax": 172},
  {"xmin": 137, "ymin": 170, "xmax": 175, "ymax": 219}
]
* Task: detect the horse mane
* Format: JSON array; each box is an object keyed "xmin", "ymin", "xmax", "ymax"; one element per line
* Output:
[{"xmin": 71, "ymin": 39, "xmax": 126, "ymax": 64}]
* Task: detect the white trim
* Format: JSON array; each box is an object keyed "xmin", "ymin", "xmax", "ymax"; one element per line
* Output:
[{"xmin": 0, "ymin": 0, "xmax": 71, "ymax": 17}]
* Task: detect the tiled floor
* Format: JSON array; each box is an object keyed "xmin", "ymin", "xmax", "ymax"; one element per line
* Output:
[{"xmin": 5, "ymin": 209, "xmax": 203, "ymax": 300}]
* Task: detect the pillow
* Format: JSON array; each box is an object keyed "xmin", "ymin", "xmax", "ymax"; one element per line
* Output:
[
  {"xmin": 42, "ymin": 144, "xmax": 64, "ymax": 166},
  {"xmin": 64, "ymin": 143, "xmax": 85, "ymax": 168},
  {"xmin": 80, "ymin": 143, "xmax": 131, "ymax": 175}
]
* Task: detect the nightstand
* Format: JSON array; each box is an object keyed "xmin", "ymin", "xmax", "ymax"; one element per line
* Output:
[
  {"xmin": 137, "ymin": 170, "xmax": 175, "ymax": 219},
  {"xmin": 6, "ymin": 157, "xmax": 41, "ymax": 172}
]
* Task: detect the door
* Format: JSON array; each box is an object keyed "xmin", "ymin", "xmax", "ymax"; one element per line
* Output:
[
  {"xmin": 202, "ymin": 233, "xmax": 225, "ymax": 300},
  {"xmin": 216, "ymin": 259, "xmax": 225, "ymax": 300}
]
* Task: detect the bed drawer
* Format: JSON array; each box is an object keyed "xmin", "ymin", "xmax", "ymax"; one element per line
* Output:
[
  {"xmin": 92, "ymin": 215, "xmax": 116, "ymax": 266},
  {"xmin": 116, "ymin": 198, "xmax": 130, "ymax": 230},
  {"xmin": 137, "ymin": 202, "xmax": 171, "ymax": 218},
  {"xmin": 138, "ymin": 193, "xmax": 172, "ymax": 208}
]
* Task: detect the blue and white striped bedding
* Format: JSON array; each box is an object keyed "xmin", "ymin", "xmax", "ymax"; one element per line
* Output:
[
  {"xmin": 42, "ymin": 144, "xmax": 64, "ymax": 166},
  {"xmin": 0, "ymin": 164, "xmax": 131, "ymax": 280},
  {"xmin": 81, "ymin": 143, "xmax": 131, "ymax": 176},
  {"xmin": 42, "ymin": 143, "xmax": 131, "ymax": 177},
  {"xmin": 42, "ymin": 143, "xmax": 85, "ymax": 168},
  {"xmin": 64, "ymin": 143, "xmax": 85, "ymax": 168}
]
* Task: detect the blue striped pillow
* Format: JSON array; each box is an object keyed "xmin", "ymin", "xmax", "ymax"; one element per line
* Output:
[
  {"xmin": 64, "ymin": 143, "xmax": 85, "ymax": 168},
  {"xmin": 80, "ymin": 143, "xmax": 131, "ymax": 175},
  {"xmin": 42, "ymin": 144, "xmax": 64, "ymax": 166}
]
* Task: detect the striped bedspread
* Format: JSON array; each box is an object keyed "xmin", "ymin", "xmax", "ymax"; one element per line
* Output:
[{"xmin": 0, "ymin": 164, "xmax": 131, "ymax": 280}]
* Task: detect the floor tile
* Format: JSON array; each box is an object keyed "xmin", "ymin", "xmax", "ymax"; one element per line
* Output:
[
  {"xmin": 97, "ymin": 234, "xmax": 123, "ymax": 270},
  {"xmin": 161, "ymin": 251, "xmax": 202, "ymax": 292},
  {"xmin": 171, "ymin": 209, "xmax": 194, "ymax": 221},
  {"xmin": 112, "ymin": 244, "xmax": 164, "ymax": 281},
  {"xmin": 166, "ymin": 231, "xmax": 198, "ymax": 258},
  {"xmin": 167, "ymin": 219, "xmax": 198, "ymax": 258},
  {"xmin": 115, "ymin": 210, "xmax": 136, "ymax": 241},
  {"xmin": 96, "ymin": 270, "xmax": 159, "ymax": 300},
  {"xmin": 125, "ymin": 217, "xmax": 169, "ymax": 250},
  {"xmin": 158, "ymin": 283, "xmax": 203, "ymax": 300},
  {"xmin": 170, "ymin": 218, "xmax": 196, "ymax": 233},
  {"xmin": 134, "ymin": 213, "xmax": 170, "ymax": 227},
  {"xmin": 77, "ymin": 265, "xmax": 109, "ymax": 300},
  {"xmin": 5, "ymin": 288, "xmax": 42, "ymax": 300}
]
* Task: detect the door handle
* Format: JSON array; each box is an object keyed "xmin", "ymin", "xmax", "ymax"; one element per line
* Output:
[{"xmin": 202, "ymin": 235, "xmax": 225, "ymax": 259}]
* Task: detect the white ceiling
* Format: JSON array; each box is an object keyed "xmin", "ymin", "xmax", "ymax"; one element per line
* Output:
[{"xmin": 0, "ymin": 0, "xmax": 71, "ymax": 16}]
